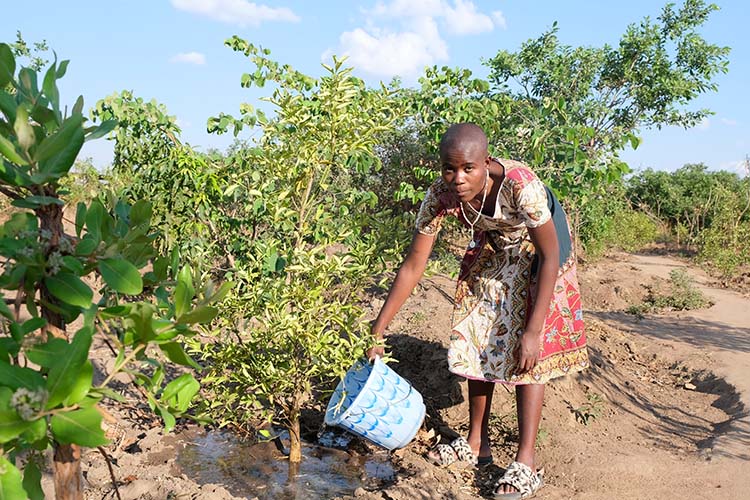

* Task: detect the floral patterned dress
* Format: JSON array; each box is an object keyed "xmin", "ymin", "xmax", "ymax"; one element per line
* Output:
[{"xmin": 415, "ymin": 159, "xmax": 589, "ymax": 385}]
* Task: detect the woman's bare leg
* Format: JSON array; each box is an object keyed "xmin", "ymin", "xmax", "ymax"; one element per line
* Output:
[
  {"xmin": 496, "ymin": 383, "xmax": 545, "ymax": 494},
  {"xmin": 467, "ymin": 379, "xmax": 494, "ymax": 458}
]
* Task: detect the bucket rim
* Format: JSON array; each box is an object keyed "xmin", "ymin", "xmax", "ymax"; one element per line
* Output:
[{"xmin": 325, "ymin": 356, "xmax": 386, "ymax": 426}]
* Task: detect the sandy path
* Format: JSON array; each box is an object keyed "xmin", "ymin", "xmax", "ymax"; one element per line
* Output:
[{"xmin": 589, "ymin": 253, "xmax": 750, "ymax": 499}]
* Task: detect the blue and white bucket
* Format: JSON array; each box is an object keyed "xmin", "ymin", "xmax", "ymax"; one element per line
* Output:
[{"xmin": 324, "ymin": 357, "xmax": 426, "ymax": 450}]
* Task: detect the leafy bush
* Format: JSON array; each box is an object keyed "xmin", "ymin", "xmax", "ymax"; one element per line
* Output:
[
  {"xmin": 578, "ymin": 190, "xmax": 662, "ymax": 260},
  {"xmin": 0, "ymin": 43, "xmax": 219, "ymax": 498},
  {"xmin": 627, "ymin": 269, "xmax": 712, "ymax": 316},
  {"xmin": 193, "ymin": 43, "xmax": 408, "ymax": 462}
]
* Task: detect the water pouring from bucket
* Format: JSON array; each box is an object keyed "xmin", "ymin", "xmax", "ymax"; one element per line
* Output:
[{"xmin": 324, "ymin": 356, "xmax": 426, "ymax": 450}]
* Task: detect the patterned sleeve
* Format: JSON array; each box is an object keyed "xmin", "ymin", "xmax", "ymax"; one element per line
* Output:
[
  {"xmin": 515, "ymin": 174, "xmax": 552, "ymax": 228},
  {"xmin": 415, "ymin": 185, "xmax": 446, "ymax": 236}
]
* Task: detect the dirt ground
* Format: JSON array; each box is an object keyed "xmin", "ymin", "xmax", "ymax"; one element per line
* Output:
[{"xmin": 50, "ymin": 250, "xmax": 749, "ymax": 500}]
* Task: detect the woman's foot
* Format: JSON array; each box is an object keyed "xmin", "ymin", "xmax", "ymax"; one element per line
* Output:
[
  {"xmin": 493, "ymin": 460, "xmax": 543, "ymax": 499},
  {"xmin": 426, "ymin": 436, "xmax": 492, "ymax": 466}
]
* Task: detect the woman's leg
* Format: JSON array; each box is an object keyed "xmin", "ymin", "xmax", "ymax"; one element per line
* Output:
[
  {"xmin": 467, "ymin": 379, "xmax": 494, "ymax": 458},
  {"xmin": 496, "ymin": 383, "xmax": 545, "ymax": 494}
]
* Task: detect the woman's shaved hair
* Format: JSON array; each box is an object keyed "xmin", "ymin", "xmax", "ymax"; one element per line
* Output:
[{"xmin": 439, "ymin": 123, "xmax": 488, "ymax": 155}]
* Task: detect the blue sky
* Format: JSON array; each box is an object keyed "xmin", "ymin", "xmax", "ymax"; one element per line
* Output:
[{"xmin": 2, "ymin": 1, "xmax": 748, "ymax": 175}]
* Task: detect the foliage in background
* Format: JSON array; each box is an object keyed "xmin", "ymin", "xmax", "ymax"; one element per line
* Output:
[
  {"xmin": 578, "ymin": 186, "xmax": 663, "ymax": 260},
  {"xmin": 0, "ymin": 43, "xmax": 218, "ymax": 499},
  {"xmin": 378, "ymin": 0, "xmax": 728, "ymax": 256},
  {"xmin": 627, "ymin": 162, "xmax": 750, "ymax": 276},
  {"xmin": 57, "ymin": 157, "xmax": 125, "ymax": 207}
]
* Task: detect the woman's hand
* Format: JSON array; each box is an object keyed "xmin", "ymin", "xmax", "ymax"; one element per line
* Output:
[
  {"xmin": 515, "ymin": 328, "xmax": 541, "ymax": 375},
  {"xmin": 366, "ymin": 321, "xmax": 385, "ymax": 361},
  {"xmin": 366, "ymin": 344, "xmax": 385, "ymax": 361}
]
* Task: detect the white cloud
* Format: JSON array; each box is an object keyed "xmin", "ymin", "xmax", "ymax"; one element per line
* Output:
[
  {"xmin": 328, "ymin": 0, "xmax": 505, "ymax": 79},
  {"xmin": 169, "ymin": 52, "xmax": 206, "ymax": 65},
  {"xmin": 696, "ymin": 117, "xmax": 710, "ymax": 131},
  {"xmin": 333, "ymin": 17, "xmax": 447, "ymax": 78},
  {"xmin": 491, "ymin": 11, "xmax": 507, "ymax": 30},
  {"xmin": 442, "ymin": 0, "xmax": 494, "ymax": 35},
  {"xmin": 171, "ymin": 0, "xmax": 299, "ymax": 27},
  {"xmin": 721, "ymin": 117, "xmax": 738, "ymax": 126}
]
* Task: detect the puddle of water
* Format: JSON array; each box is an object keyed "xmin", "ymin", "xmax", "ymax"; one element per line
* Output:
[{"xmin": 177, "ymin": 430, "xmax": 394, "ymax": 499}]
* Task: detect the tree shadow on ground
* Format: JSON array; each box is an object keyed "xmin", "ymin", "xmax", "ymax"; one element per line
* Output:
[{"xmin": 385, "ymin": 333, "xmax": 464, "ymax": 438}]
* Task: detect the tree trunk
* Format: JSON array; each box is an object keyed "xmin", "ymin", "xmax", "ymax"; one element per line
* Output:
[
  {"xmin": 53, "ymin": 444, "xmax": 83, "ymax": 500},
  {"xmin": 288, "ymin": 413, "xmax": 302, "ymax": 463},
  {"xmin": 38, "ymin": 202, "xmax": 84, "ymax": 499}
]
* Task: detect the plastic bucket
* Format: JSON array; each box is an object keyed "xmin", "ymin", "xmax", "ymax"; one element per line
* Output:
[{"xmin": 324, "ymin": 357, "xmax": 425, "ymax": 450}]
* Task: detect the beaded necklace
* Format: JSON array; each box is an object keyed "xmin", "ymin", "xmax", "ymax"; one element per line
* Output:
[{"xmin": 460, "ymin": 167, "xmax": 489, "ymax": 249}]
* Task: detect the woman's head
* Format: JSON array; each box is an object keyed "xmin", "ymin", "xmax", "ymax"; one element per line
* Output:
[{"xmin": 439, "ymin": 123, "xmax": 490, "ymax": 202}]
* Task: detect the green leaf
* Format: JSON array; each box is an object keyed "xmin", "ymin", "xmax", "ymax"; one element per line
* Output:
[
  {"xmin": 45, "ymin": 326, "xmax": 93, "ymax": 409},
  {"xmin": 158, "ymin": 404, "xmax": 176, "ymax": 432},
  {"xmin": 20, "ymin": 418, "xmax": 47, "ymax": 447},
  {"xmin": 21, "ymin": 318, "xmax": 46, "ymax": 336},
  {"xmin": 98, "ymin": 258, "xmax": 142, "ymax": 295},
  {"xmin": 74, "ymin": 202, "xmax": 86, "ymax": 238},
  {"xmin": 0, "ymin": 456, "xmax": 26, "ymax": 500},
  {"xmin": 0, "ymin": 362, "xmax": 45, "ymax": 390},
  {"xmin": 61, "ymin": 255, "xmax": 84, "ymax": 275},
  {"xmin": 74, "ymin": 236, "xmax": 98, "ymax": 256},
  {"xmin": 84, "ymin": 120, "xmax": 117, "ymax": 142},
  {"xmin": 177, "ymin": 305, "xmax": 218, "ymax": 325},
  {"xmin": 26, "ymin": 338, "xmax": 69, "ymax": 369},
  {"xmin": 0, "ymin": 298, "xmax": 13, "ymax": 321},
  {"xmin": 22, "ymin": 459, "xmax": 44, "ymax": 500},
  {"xmin": 85, "ymin": 200, "xmax": 104, "ymax": 243},
  {"xmin": 174, "ymin": 265, "xmax": 195, "ymax": 318},
  {"xmin": 42, "ymin": 60, "xmax": 60, "ymax": 114},
  {"xmin": 0, "ymin": 44, "xmax": 15, "ymax": 88},
  {"xmin": 205, "ymin": 281, "xmax": 234, "ymax": 305},
  {"xmin": 35, "ymin": 114, "xmax": 83, "ymax": 164},
  {"xmin": 161, "ymin": 373, "xmax": 199, "ymax": 413},
  {"xmin": 14, "ymin": 106, "xmax": 35, "ymax": 152},
  {"xmin": 160, "ymin": 342, "xmax": 200, "ymax": 369},
  {"xmin": 44, "ymin": 272, "xmax": 93, "ymax": 308},
  {"xmin": 56, "ymin": 60, "xmax": 70, "ymax": 79},
  {"xmin": 50, "ymin": 407, "xmax": 108, "ymax": 447},
  {"xmin": 11, "ymin": 196, "xmax": 64, "ymax": 209},
  {"xmin": 63, "ymin": 360, "xmax": 93, "ymax": 406},
  {"xmin": 0, "ymin": 133, "xmax": 26, "ymax": 166},
  {"xmin": 0, "ymin": 409, "xmax": 33, "ymax": 443},
  {"xmin": 173, "ymin": 282, "xmax": 191, "ymax": 319},
  {"xmin": 89, "ymin": 386, "xmax": 126, "ymax": 403},
  {"xmin": 0, "ymin": 91, "xmax": 17, "ymax": 124},
  {"xmin": 129, "ymin": 200, "xmax": 152, "ymax": 228}
]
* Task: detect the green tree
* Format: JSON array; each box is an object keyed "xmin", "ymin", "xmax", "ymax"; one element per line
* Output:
[
  {"xmin": 388, "ymin": 0, "xmax": 729, "ymax": 250},
  {"xmin": 0, "ymin": 44, "xmax": 221, "ymax": 499},
  {"xmin": 200, "ymin": 39, "xmax": 405, "ymax": 463}
]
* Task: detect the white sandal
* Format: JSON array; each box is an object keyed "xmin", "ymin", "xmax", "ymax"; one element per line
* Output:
[
  {"xmin": 493, "ymin": 461, "xmax": 544, "ymax": 499},
  {"xmin": 427, "ymin": 437, "xmax": 492, "ymax": 466}
]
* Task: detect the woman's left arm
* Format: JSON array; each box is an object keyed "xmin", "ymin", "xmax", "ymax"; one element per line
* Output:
[{"xmin": 516, "ymin": 219, "xmax": 559, "ymax": 375}]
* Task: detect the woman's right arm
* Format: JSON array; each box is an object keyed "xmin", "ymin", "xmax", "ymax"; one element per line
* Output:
[{"xmin": 367, "ymin": 231, "xmax": 436, "ymax": 359}]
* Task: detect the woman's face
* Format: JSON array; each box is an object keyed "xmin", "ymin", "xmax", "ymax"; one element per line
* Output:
[{"xmin": 440, "ymin": 145, "xmax": 489, "ymax": 202}]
